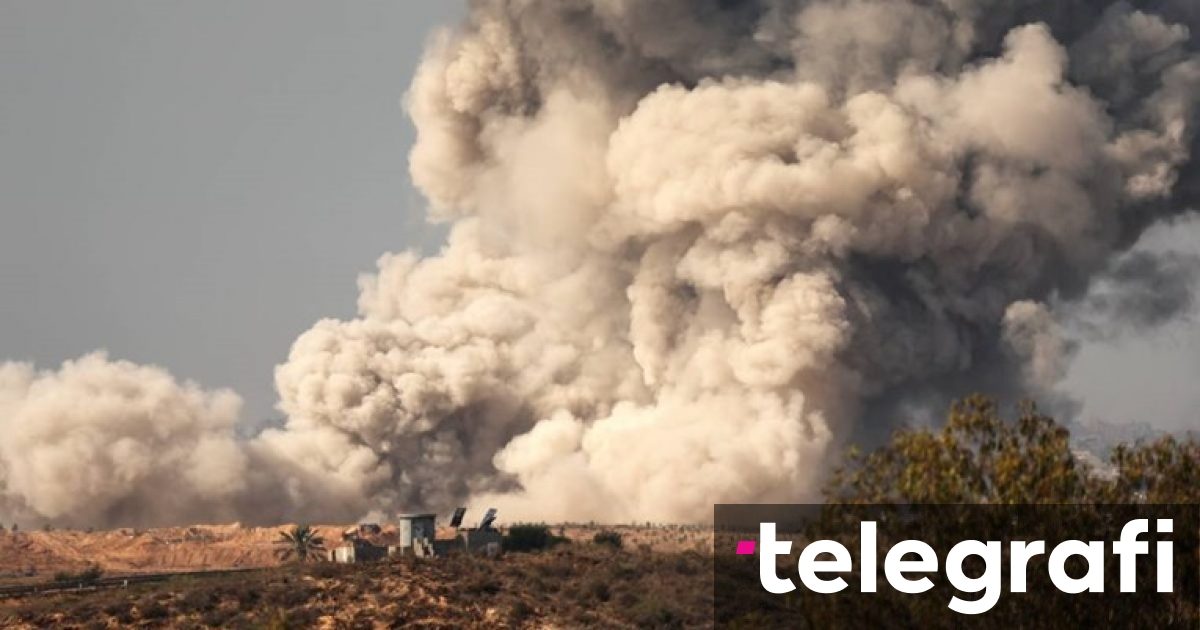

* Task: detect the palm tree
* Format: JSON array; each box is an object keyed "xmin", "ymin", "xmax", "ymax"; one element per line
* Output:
[{"xmin": 275, "ymin": 524, "xmax": 326, "ymax": 563}]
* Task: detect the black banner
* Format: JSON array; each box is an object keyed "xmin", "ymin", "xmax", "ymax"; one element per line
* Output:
[{"xmin": 714, "ymin": 504, "xmax": 1200, "ymax": 629}]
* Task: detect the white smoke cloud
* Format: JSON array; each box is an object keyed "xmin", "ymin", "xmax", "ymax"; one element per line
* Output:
[
  {"xmin": 2, "ymin": 0, "xmax": 1198, "ymax": 526},
  {"xmin": 1002, "ymin": 300, "xmax": 1076, "ymax": 391},
  {"xmin": 0, "ymin": 353, "xmax": 248, "ymax": 527}
]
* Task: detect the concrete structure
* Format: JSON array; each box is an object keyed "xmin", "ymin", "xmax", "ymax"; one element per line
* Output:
[
  {"xmin": 396, "ymin": 513, "xmax": 437, "ymax": 554},
  {"xmin": 415, "ymin": 528, "xmax": 501, "ymax": 558},
  {"xmin": 427, "ymin": 539, "xmax": 456, "ymax": 557},
  {"xmin": 341, "ymin": 523, "xmax": 383, "ymax": 541},
  {"xmin": 327, "ymin": 509, "xmax": 502, "ymax": 561},
  {"xmin": 458, "ymin": 528, "xmax": 503, "ymax": 555},
  {"xmin": 329, "ymin": 539, "xmax": 389, "ymax": 564}
]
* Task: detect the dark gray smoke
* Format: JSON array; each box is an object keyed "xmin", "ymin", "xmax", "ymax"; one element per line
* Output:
[{"xmin": 1076, "ymin": 248, "xmax": 1199, "ymax": 333}]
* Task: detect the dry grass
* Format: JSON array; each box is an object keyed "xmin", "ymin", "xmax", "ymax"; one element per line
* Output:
[{"xmin": 0, "ymin": 542, "xmax": 713, "ymax": 629}]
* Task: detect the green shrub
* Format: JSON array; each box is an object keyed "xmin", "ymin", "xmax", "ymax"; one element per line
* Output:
[
  {"xmin": 502, "ymin": 523, "xmax": 565, "ymax": 552},
  {"xmin": 464, "ymin": 575, "xmax": 502, "ymax": 596},
  {"xmin": 307, "ymin": 561, "xmax": 343, "ymax": 580},
  {"xmin": 200, "ymin": 607, "xmax": 234, "ymax": 628},
  {"xmin": 592, "ymin": 530, "xmax": 623, "ymax": 549},
  {"xmin": 264, "ymin": 582, "xmax": 315, "ymax": 609},
  {"xmin": 236, "ymin": 587, "xmax": 261, "ymax": 609},
  {"xmin": 256, "ymin": 606, "xmax": 319, "ymax": 630},
  {"xmin": 508, "ymin": 600, "xmax": 534, "ymax": 624},
  {"xmin": 585, "ymin": 578, "xmax": 611, "ymax": 602},
  {"xmin": 631, "ymin": 595, "xmax": 682, "ymax": 629},
  {"xmin": 53, "ymin": 563, "xmax": 103, "ymax": 585},
  {"xmin": 264, "ymin": 608, "xmax": 289, "ymax": 630},
  {"xmin": 137, "ymin": 598, "xmax": 169, "ymax": 620},
  {"xmin": 177, "ymin": 588, "xmax": 217, "ymax": 612}
]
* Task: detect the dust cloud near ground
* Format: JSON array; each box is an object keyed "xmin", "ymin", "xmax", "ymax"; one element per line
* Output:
[{"xmin": 1, "ymin": 0, "xmax": 1198, "ymax": 528}]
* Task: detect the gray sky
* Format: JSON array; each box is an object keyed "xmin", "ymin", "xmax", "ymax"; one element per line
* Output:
[
  {"xmin": 1062, "ymin": 220, "xmax": 1200, "ymax": 431},
  {"xmin": 0, "ymin": 1, "xmax": 1196, "ymax": 432},
  {"xmin": 0, "ymin": 1, "xmax": 464, "ymax": 424}
]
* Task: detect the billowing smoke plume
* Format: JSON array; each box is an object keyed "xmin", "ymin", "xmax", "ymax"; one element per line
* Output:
[
  {"xmin": 0, "ymin": 354, "xmax": 371, "ymax": 527},
  {"xmin": 0, "ymin": 354, "xmax": 247, "ymax": 526},
  {"xmin": 3, "ymin": 0, "xmax": 1199, "ymax": 526}
]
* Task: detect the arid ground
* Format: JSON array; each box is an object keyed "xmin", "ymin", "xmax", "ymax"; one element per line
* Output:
[{"xmin": 0, "ymin": 524, "xmax": 715, "ymax": 629}]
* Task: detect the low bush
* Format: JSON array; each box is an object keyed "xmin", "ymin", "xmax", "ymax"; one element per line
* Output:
[
  {"xmin": 463, "ymin": 575, "xmax": 502, "ymax": 596},
  {"xmin": 199, "ymin": 606, "xmax": 235, "ymax": 628},
  {"xmin": 592, "ymin": 530, "xmax": 623, "ymax": 549},
  {"xmin": 584, "ymin": 578, "xmax": 611, "ymax": 603},
  {"xmin": 508, "ymin": 600, "xmax": 534, "ymax": 625},
  {"xmin": 307, "ymin": 562, "xmax": 343, "ymax": 580},
  {"xmin": 137, "ymin": 597, "xmax": 169, "ymax": 620},
  {"xmin": 502, "ymin": 523, "xmax": 566, "ymax": 552},
  {"xmin": 631, "ymin": 594, "xmax": 683, "ymax": 629},
  {"xmin": 264, "ymin": 582, "xmax": 315, "ymax": 609},
  {"xmin": 176, "ymin": 587, "xmax": 217, "ymax": 613},
  {"xmin": 53, "ymin": 563, "xmax": 104, "ymax": 585}
]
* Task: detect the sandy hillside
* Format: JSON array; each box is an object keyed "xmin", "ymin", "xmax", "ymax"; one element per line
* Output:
[{"xmin": 0, "ymin": 524, "xmax": 347, "ymax": 580}]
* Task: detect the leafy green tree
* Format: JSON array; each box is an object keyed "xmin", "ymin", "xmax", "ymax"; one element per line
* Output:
[
  {"xmin": 826, "ymin": 393, "xmax": 1200, "ymax": 506},
  {"xmin": 274, "ymin": 525, "xmax": 326, "ymax": 563},
  {"xmin": 1104, "ymin": 435, "xmax": 1200, "ymax": 503},
  {"xmin": 776, "ymin": 394, "xmax": 1200, "ymax": 629},
  {"xmin": 826, "ymin": 395, "xmax": 1089, "ymax": 504}
]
